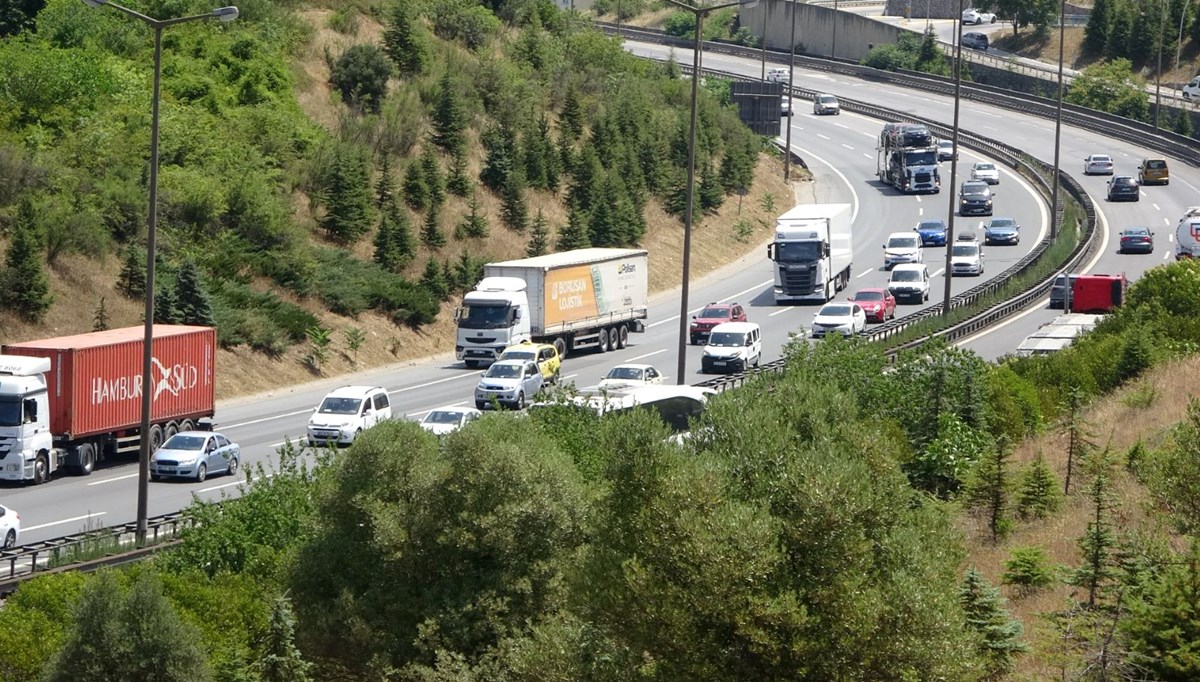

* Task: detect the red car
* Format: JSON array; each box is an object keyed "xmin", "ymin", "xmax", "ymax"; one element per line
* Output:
[
  {"xmin": 848, "ymin": 288, "xmax": 896, "ymax": 323},
  {"xmin": 689, "ymin": 302, "xmax": 748, "ymax": 344}
]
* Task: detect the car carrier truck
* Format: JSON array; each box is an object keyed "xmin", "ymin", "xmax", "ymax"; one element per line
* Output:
[
  {"xmin": 0, "ymin": 326, "xmax": 216, "ymax": 484},
  {"xmin": 767, "ymin": 203, "xmax": 854, "ymax": 303},
  {"xmin": 877, "ymin": 123, "xmax": 941, "ymax": 194},
  {"xmin": 455, "ymin": 248, "xmax": 649, "ymax": 366}
]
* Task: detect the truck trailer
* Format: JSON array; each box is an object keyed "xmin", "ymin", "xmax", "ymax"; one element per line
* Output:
[
  {"xmin": 1015, "ymin": 314, "xmax": 1104, "ymax": 357},
  {"xmin": 1175, "ymin": 206, "xmax": 1200, "ymax": 260},
  {"xmin": 455, "ymin": 248, "xmax": 649, "ymax": 366},
  {"xmin": 0, "ymin": 326, "xmax": 216, "ymax": 484},
  {"xmin": 877, "ymin": 123, "xmax": 941, "ymax": 194},
  {"xmin": 767, "ymin": 203, "xmax": 854, "ymax": 303}
]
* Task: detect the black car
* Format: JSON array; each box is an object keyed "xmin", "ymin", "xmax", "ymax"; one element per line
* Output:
[
  {"xmin": 959, "ymin": 181, "xmax": 994, "ymax": 216},
  {"xmin": 1118, "ymin": 227, "xmax": 1155, "ymax": 254},
  {"xmin": 962, "ymin": 32, "xmax": 989, "ymax": 50},
  {"xmin": 1107, "ymin": 175, "xmax": 1140, "ymax": 202}
]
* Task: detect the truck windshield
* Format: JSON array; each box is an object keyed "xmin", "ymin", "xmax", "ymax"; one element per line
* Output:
[
  {"xmin": 904, "ymin": 150, "xmax": 937, "ymax": 166},
  {"xmin": 773, "ymin": 242, "xmax": 823, "ymax": 263},
  {"xmin": 0, "ymin": 399, "xmax": 22, "ymax": 427},
  {"xmin": 459, "ymin": 303, "xmax": 511, "ymax": 329}
]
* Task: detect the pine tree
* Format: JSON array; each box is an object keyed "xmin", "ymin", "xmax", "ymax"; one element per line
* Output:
[
  {"xmin": 588, "ymin": 178, "xmax": 617, "ymax": 247},
  {"xmin": 154, "ymin": 283, "xmax": 182, "ymax": 324},
  {"xmin": 1124, "ymin": 545, "xmax": 1200, "ymax": 680},
  {"xmin": 403, "ymin": 159, "xmax": 428, "ymax": 211},
  {"xmin": 1063, "ymin": 386, "xmax": 1095, "ymax": 495},
  {"xmin": 375, "ymin": 198, "xmax": 416, "ymax": 270},
  {"xmin": 1017, "ymin": 452, "xmax": 1064, "ymax": 519},
  {"xmin": 526, "ymin": 209, "xmax": 550, "ymax": 257},
  {"xmin": 964, "ymin": 441, "xmax": 1013, "ymax": 543},
  {"xmin": 116, "ymin": 245, "xmax": 147, "ymax": 299},
  {"xmin": 698, "ymin": 163, "xmax": 725, "ymax": 212},
  {"xmin": 557, "ymin": 202, "xmax": 590, "ymax": 251},
  {"xmin": 421, "ymin": 146, "xmax": 445, "ymax": 208},
  {"xmin": 539, "ymin": 115, "xmax": 562, "ymax": 191},
  {"xmin": 173, "ymin": 261, "xmax": 215, "ymax": 326},
  {"xmin": 1129, "ymin": 3, "xmax": 1159, "ymax": 65},
  {"xmin": 258, "ymin": 595, "xmax": 312, "ymax": 682},
  {"xmin": 1084, "ymin": 0, "xmax": 1113, "ymax": 55},
  {"xmin": 568, "ymin": 143, "xmax": 602, "ymax": 213},
  {"xmin": 92, "ymin": 297, "xmax": 111, "ymax": 331},
  {"xmin": 431, "ymin": 71, "xmax": 467, "ymax": 153},
  {"xmin": 382, "ymin": 0, "xmax": 429, "ymax": 77},
  {"xmin": 1106, "ymin": 2, "xmax": 1134, "ymax": 58},
  {"xmin": 960, "ymin": 568, "xmax": 1029, "ymax": 678},
  {"xmin": 453, "ymin": 251, "xmax": 483, "ymax": 291},
  {"xmin": 500, "ymin": 169, "xmax": 528, "ymax": 232},
  {"xmin": 1072, "ymin": 450, "xmax": 1120, "ymax": 609},
  {"xmin": 456, "ymin": 191, "xmax": 489, "ymax": 239},
  {"xmin": 1175, "ymin": 108, "xmax": 1195, "ymax": 138},
  {"xmin": 320, "ymin": 145, "xmax": 373, "ymax": 243},
  {"xmin": 419, "ymin": 257, "xmax": 448, "ymax": 300},
  {"xmin": 441, "ymin": 259, "xmax": 457, "ymax": 293},
  {"xmin": 447, "ymin": 144, "xmax": 471, "ymax": 197},
  {"xmin": 421, "ymin": 203, "xmax": 446, "ymax": 248},
  {"xmin": 556, "ymin": 131, "xmax": 576, "ymax": 176},
  {"xmin": 560, "ymin": 85, "xmax": 584, "ymax": 140},
  {"xmin": 479, "ymin": 122, "xmax": 518, "ymax": 192},
  {"xmin": 375, "ymin": 155, "xmax": 397, "ymax": 209},
  {"xmin": 1, "ymin": 198, "xmax": 53, "ymax": 322}
]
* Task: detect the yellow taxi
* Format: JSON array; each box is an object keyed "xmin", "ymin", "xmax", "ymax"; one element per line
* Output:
[{"xmin": 497, "ymin": 341, "xmax": 561, "ymax": 383}]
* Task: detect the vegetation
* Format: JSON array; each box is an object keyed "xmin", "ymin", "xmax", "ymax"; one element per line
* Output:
[{"xmin": 861, "ymin": 27, "xmax": 965, "ymax": 79}]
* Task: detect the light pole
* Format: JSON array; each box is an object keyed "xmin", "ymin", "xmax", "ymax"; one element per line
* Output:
[
  {"xmin": 784, "ymin": 0, "xmax": 798, "ymax": 181},
  {"xmin": 1049, "ymin": 0, "xmax": 1065, "ymax": 239},
  {"xmin": 80, "ymin": 0, "xmax": 238, "ymax": 545},
  {"xmin": 941, "ymin": 0, "xmax": 966, "ymax": 315},
  {"xmin": 831, "ymin": 0, "xmax": 839, "ymax": 59},
  {"xmin": 661, "ymin": 0, "xmax": 759, "ymax": 385},
  {"xmin": 1156, "ymin": 0, "xmax": 1165, "ymax": 130},
  {"xmin": 760, "ymin": 0, "xmax": 768, "ymax": 80},
  {"xmin": 1178, "ymin": 0, "xmax": 1191, "ymax": 70}
]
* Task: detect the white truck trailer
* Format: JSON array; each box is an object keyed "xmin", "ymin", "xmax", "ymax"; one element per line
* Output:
[
  {"xmin": 454, "ymin": 248, "xmax": 649, "ymax": 367},
  {"xmin": 766, "ymin": 203, "xmax": 854, "ymax": 303},
  {"xmin": 1014, "ymin": 314, "xmax": 1104, "ymax": 357}
]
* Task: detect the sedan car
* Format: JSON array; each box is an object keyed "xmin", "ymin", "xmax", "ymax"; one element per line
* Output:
[
  {"xmin": 937, "ymin": 139, "xmax": 957, "ymax": 161},
  {"xmin": 811, "ymin": 303, "xmax": 867, "ymax": 338},
  {"xmin": 1118, "ymin": 226, "xmax": 1155, "ymax": 254},
  {"xmin": 498, "ymin": 341, "xmax": 561, "ymax": 382},
  {"xmin": 598, "ymin": 364, "xmax": 665, "ymax": 390},
  {"xmin": 0, "ymin": 503, "xmax": 19, "ymax": 549},
  {"xmin": 475, "ymin": 360, "xmax": 544, "ymax": 410},
  {"xmin": 1083, "ymin": 154, "xmax": 1115, "ymax": 175},
  {"xmin": 848, "ymin": 288, "xmax": 897, "ymax": 322},
  {"xmin": 914, "ymin": 219, "xmax": 948, "ymax": 247},
  {"xmin": 813, "ymin": 93, "xmax": 840, "ymax": 115},
  {"xmin": 150, "ymin": 431, "xmax": 240, "ymax": 482},
  {"xmin": 959, "ymin": 180, "xmax": 994, "ymax": 216},
  {"xmin": 962, "ymin": 8, "xmax": 996, "ymax": 23},
  {"xmin": 983, "ymin": 217, "xmax": 1021, "ymax": 245},
  {"xmin": 419, "ymin": 407, "xmax": 482, "ymax": 435},
  {"xmin": 971, "ymin": 162, "xmax": 1000, "ymax": 184},
  {"xmin": 1106, "ymin": 175, "xmax": 1140, "ymax": 202}
]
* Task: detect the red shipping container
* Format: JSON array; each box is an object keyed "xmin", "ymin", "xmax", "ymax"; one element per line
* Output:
[{"xmin": 1, "ymin": 326, "xmax": 215, "ymax": 439}]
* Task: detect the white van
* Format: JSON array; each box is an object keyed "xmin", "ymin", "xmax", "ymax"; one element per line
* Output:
[
  {"xmin": 1182, "ymin": 76, "xmax": 1200, "ymax": 99},
  {"xmin": 887, "ymin": 263, "xmax": 931, "ymax": 304},
  {"xmin": 700, "ymin": 321, "xmax": 762, "ymax": 374},
  {"xmin": 307, "ymin": 385, "xmax": 392, "ymax": 446},
  {"xmin": 766, "ymin": 67, "xmax": 790, "ymax": 84}
]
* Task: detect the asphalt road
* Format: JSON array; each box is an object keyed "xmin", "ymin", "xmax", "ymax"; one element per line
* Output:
[{"xmin": 3, "ymin": 41, "xmax": 1189, "ymax": 545}]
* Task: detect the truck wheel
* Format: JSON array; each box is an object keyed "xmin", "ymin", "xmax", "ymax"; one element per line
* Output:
[
  {"xmin": 148, "ymin": 424, "xmax": 164, "ymax": 454},
  {"xmin": 195, "ymin": 463, "xmax": 207, "ymax": 483},
  {"xmin": 180, "ymin": 419, "xmax": 194, "ymax": 433},
  {"xmin": 617, "ymin": 325, "xmax": 629, "ymax": 349},
  {"xmin": 33, "ymin": 454, "xmax": 48, "ymax": 485},
  {"xmin": 75, "ymin": 443, "xmax": 95, "ymax": 476},
  {"xmin": 598, "ymin": 329, "xmax": 610, "ymax": 353},
  {"xmin": 553, "ymin": 337, "xmax": 568, "ymax": 360},
  {"xmin": 608, "ymin": 327, "xmax": 620, "ymax": 351},
  {"xmin": 164, "ymin": 422, "xmax": 178, "ymax": 440}
]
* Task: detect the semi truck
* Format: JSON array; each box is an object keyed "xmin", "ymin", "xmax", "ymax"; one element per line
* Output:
[
  {"xmin": 454, "ymin": 248, "xmax": 649, "ymax": 366},
  {"xmin": 0, "ymin": 326, "xmax": 216, "ymax": 484},
  {"xmin": 1015, "ymin": 313, "xmax": 1104, "ymax": 357},
  {"xmin": 1175, "ymin": 206, "xmax": 1200, "ymax": 259},
  {"xmin": 766, "ymin": 203, "xmax": 854, "ymax": 303},
  {"xmin": 877, "ymin": 123, "xmax": 941, "ymax": 194}
]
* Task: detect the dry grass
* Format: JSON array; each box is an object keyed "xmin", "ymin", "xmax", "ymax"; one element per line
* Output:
[
  {"xmin": 959, "ymin": 354, "xmax": 1200, "ymax": 678},
  {"xmin": 994, "ymin": 25, "xmax": 1200, "ymax": 84}
]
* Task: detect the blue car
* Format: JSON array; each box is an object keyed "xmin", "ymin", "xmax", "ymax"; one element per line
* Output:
[
  {"xmin": 914, "ymin": 219, "xmax": 948, "ymax": 247},
  {"xmin": 983, "ymin": 217, "xmax": 1021, "ymax": 246}
]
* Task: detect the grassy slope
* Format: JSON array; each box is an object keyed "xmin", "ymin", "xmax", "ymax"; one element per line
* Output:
[{"xmin": 994, "ymin": 25, "xmax": 1200, "ymax": 86}]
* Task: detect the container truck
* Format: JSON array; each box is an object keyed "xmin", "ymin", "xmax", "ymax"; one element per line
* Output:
[
  {"xmin": 1015, "ymin": 314, "xmax": 1104, "ymax": 357},
  {"xmin": 0, "ymin": 326, "xmax": 216, "ymax": 484},
  {"xmin": 454, "ymin": 248, "xmax": 649, "ymax": 367},
  {"xmin": 1175, "ymin": 206, "xmax": 1200, "ymax": 260},
  {"xmin": 767, "ymin": 203, "xmax": 854, "ymax": 303},
  {"xmin": 877, "ymin": 123, "xmax": 941, "ymax": 194}
]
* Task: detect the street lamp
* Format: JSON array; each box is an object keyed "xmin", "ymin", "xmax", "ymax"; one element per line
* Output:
[
  {"xmin": 80, "ymin": 0, "xmax": 238, "ymax": 545},
  {"xmin": 941, "ymin": 0, "xmax": 966, "ymax": 315},
  {"xmin": 783, "ymin": 0, "xmax": 797, "ymax": 181},
  {"xmin": 1155, "ymin": 0, "xmax": 1165, "ymax": 130},
  {"xmin": 1049, "ymin": 0, "xmax": 1065, "ymax": 239},
  {"xmin": 661, "ymin": 0, "xmax": 759, "ymax": 385}
]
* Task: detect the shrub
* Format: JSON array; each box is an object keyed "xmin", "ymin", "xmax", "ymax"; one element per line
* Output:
[
  {"xmin": 329, "ymin": 44, "xmax": 392, "ymax": 113},
  {"xmin": 1002, "ymin": 546, "xmax": 1056, "ymax": 595},
  {"xmin": 312, "ymin": 248, "xmax": 438, "ymax": 327},
  {"xmin": 1016, "ymin": 452, "xmax": 1063, "ymax": 520}
]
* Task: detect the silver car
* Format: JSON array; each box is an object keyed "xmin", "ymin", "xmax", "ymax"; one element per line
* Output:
[
  {"xmin": 150, "ymin": 431, "xmax": 240, "ymax": 482},
  {"xmin": 474, "ymin": 360, "xmax": 544, "ymax": 410}
]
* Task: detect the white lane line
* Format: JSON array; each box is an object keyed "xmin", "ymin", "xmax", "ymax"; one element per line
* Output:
[
  {"xmin": 769, "ymin": 307, "xmax": 794, "ymax": 317},
  {"xmin": 199, "ymin": 480, "xmax": 243, "ymax": 493},
  {"xmin": 227, "ymin": 408, "xmax": 312, "ymax": 429},
  {"xmin": 390, "ymin": 372, "xmax": 481, "ymax": 394},
  {"xmin": 24, "ymin": 512, "xmax": 107, "ymax": 532},
  {"xmin": 628, "ymin": 348, "xmax": 668, "ymax": 361},
  {"xmin": 817, "ymin": 133, "xmax": 831, "ymax": 140},
  {"xmin": 647, "ymin": 279, "xmax": 773, "ymax": 328},
  {"xmin": 834, "ymin": 122, "xmax": 849, "ymax": 129},
  {"xmin": 1153, "ymin": 203, "xmax": 1161, "ymax": 211},
  {"xmin": 857, "ymin": 268, "xmax": 875, "ymax": 278},
  {"xmin": 1164, "ymin": 251, "xmax": 1172, "ymax": 260},
  {"xmin": 931, "ymin": 268, "xmax": 945, "ymax": 279},
  {"xmin": 955, "ymin": 297, "xmax": 1051, "ymax": 347},
  {"xmin": 861, "ymin": 131, "xmax": 875, "ymax": 139},
  {"xmin": 785, "ymin": 146, "xmax": 861, "ymax": 222},
  {"xmin": 915, "ymin": 196, "xmax": 922, "ymax": 203},
  {"xmin": 1169, "ymin": 232, "xmax": 1174, "ymax": 242},
  {"xmin": 87, "ymin": 473, "xmax": 137, "ymax": 486},
  {"xmin": 862, "ymin": 152, "xmax": 872, "ymax": 159},
  {"xmin": 841, "ymin": 143, "xmax": 854, "ymax": 150},
  {"xmin": 919, "ymin": 207, "xmax": 924, "ymax": 216}
]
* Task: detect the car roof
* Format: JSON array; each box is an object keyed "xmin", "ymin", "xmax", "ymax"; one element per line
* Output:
[
  {"xmin": 324, "ymin": 385, "xmax": 385, "ymax": 399},
  {"xmin": 170, "ymin": 430, "xmax": 219, "ymax": 438},
  {"xmin": 489, "ymin": 359, "xmax": 531, "ymax": 367},
  {"xmin": 1122, "ymin": 226, "xmax": 1151, "ymax": 232},
  {"xmin": 956, "ymin": 232, "xmax": 978, "ymax": 240},
  {"xmin": 1112, "ymin": 175, "xmax": 1136, "ymax": 180},
  {"xmin": 425, "ymin": 406, "xmax": 482, "ymax": 416},
  {"xmin": 852, "ymin": 287, "xmax": 888, "ymax": 295},
  {"xmin": 701, "ymin": 302, "xmax": 736, "ymax": 309},
  {"xmin": 887, "ymin": 231, "xmax": 920, "ymax": 239},
  {"xmin": 501, "ymin": 341, "xmax": 555, "ymax": 354},
  {"xmin": 962, "ymin": 181, "xmax": 988, "ymax": 190},
  {"xmin": 891, "ymin": 263, "xmax": 926, "ymax": 272},
  {"xmin": 1090, "ymin": 154, "xmax": 1112, "ymax": 159},
  {"xmin": 709, "ymin": 321, "xmax": 759, "ymax": 333},
  {"xmin": 609, "ymin": 363, "xmax": 656, "ymax": 371}
]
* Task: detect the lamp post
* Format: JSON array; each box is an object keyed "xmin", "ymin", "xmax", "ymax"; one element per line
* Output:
[
  {"xmin": 760, "ymin": 0, "xmax": 768, "ymax": 80},
  {"xmin": 1178, "ymin": 0, "xmax": 1190, "ymax": 70},
  {"xmin": 1049, "ymin": 0, "xmax": 1065, "ymax": 239},
  {"xmin": 784, "ymin": 0, "xmax": 797, "ymax": 181},
  {"xmin": 831, "ymin": 0, "xmax": 839, "ymax": 59},
  {"xmin": 941, "ymin": 0, "xmax": 966, "ymax": 315},
  {"xmin": 80, "ymin": 0, "xmax": 238, "ymax": 545},
  {"xmin": 661, "ymin": 0, "xmax": 759, "ymax": 385},
  {"xmin": 1155, "ymin": 0, "xmax": 1165, "ymax": 130}
]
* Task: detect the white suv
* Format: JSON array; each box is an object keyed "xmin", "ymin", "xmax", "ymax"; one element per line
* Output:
[
  {"xmin": 766, "ymin": 67, "xmax": 790, "ymax": 83},
  {"xmin": 883, "ymin": 231, "xmax": 924, "ymax": 269},
  {"xmin": 888, "ymin": 263, "xmax": 931, "ymax": 304},
  {"xmin": 307, "ymin": 385, "xmax": 392, "ymax": 446},
  {"xmin": 700, "ymin": 322, "xmax": 762, "ymax": 374}
]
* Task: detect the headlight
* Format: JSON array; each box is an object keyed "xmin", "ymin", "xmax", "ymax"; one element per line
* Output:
[{"xmin": 702, "ymin": 350, "xmax": 713, "ymax": 358}]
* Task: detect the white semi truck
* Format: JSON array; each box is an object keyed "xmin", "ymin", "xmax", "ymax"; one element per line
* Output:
[
  {"xmin": 454, "ymin": 248, "xmax": 649, "ymax": 367},
  {"xmin": 767, "ymin": 203, "xmax": 854, "ymax": 303},
  {"xmin": 1176, "ymin": 206, "xmax": 1200, "ymax": 260}
]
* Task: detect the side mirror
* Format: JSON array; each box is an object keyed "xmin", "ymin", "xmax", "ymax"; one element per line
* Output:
[
  {"xmin": 453, "ymin": 307, "xmax": 462, "ymax": 322},
  {"xmin": 691, "ymin": 315, "xmax": 697, "ymax": 319}
]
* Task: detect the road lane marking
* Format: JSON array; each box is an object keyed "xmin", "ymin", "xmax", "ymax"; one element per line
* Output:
[
  {"xmin": 1153, "ymin": 203, "xmax": 1161, "ymax": 211},
  {"xmin": 647, "ymin": 279, "xmax": 773, "ymax": 328},
  {"xmin": 390, "ymin": 372, "xmax": 482, "ymax": 394},
  {"xmin": 841, "ymin": 143, "xmax": 854, "ymax": 150},
  {"xmin": 857, "ymin": 268, "xmax": 875, "ymax": 278},
  {"xmin": 227, "ymin": 408, "xmax": 312, "ymax": 429},
  {"xmin": 1164, "ymin": 251, "xmax": 1171, "ymax": 260},
  {"xmin": 25, "ymin": 512, "xmax": 107, "ymax": 532},
  {"xmin": 87, "ymin": 473, "xmax": 137, "ymax": 486},
  {"xmin": 817, "ymin": 133, "xmax": 831, "ymax": 139},
  {"xmin": 931, "ymin": 268, "xmax": 945, "ymax": 278},
  {"xmin": 628, "ymin": 349, "xmax": 668, "ymax": 361},
  {"xmin": 199, "ymin": 481, "xmax": 243, "ymax": 493},
  {"xmin": 769, "ymin": 307, "xmax": 794, "ymax": 317},
  {"xmin": 862, "ymin": 152, "xmax": 872, "ymax": 159}
]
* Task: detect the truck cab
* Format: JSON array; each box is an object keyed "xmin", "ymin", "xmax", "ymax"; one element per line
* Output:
[
  {"xmin": 455, "ymin": 277, "xmax": 532, "ymax": 368},
  {"xmin": 768, "ymin": 203, "xmax": 854, "ymax": 303},
  {"xmin": 0, "ymin": 357, "xmax": 57, "ymax": 483}
]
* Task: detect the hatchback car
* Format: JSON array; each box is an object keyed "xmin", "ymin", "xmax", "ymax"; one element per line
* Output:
[
  {"xmin": 811, "ymin": 303, "xmax": 867, "ymax": 338},
  {"xmin": 1106, "ymin": 175, "xmax": 1140, "ymax": 202},
  {"xmin": 937, "ymin": 139, "xmax": 957, "ymax": 161},
  {"xmin": 848, "ymin": 288, "xmax": 897, "ymax": 322},
  {"xmin": 150, "ymin": 431, "xmax": 240, "ymax": 482},
  {"xmin": 498, "ymin": 341, "xmax": 561, "ymax": 383},
  {"xmin": 959, "ymin": 181, "xmax": 994, "ymax": 216},
  {"xmin": 983, "ymin": 217, "xmax": 1021, "ymax": 245},
  {"xmin": 1137, "ymin": 157, "xmax": 1169, "ymax": 185},
  {"xmin": 689, "ymin": 302, "xmax": 747, "ymax": 345},
  {"xmin": 781, "ymin": 96, "xmax": 793, "ymax": 117},
  {"xmin": 1118, "ymin": 227, "xmax": 1155, "ymax": 254},
  {"xmin": 950, "ymin": 240, "xmax": 985, "ymax": 276},
  {"xmin": 971, "ymin": 162, "xmax": 1000, "ymax": 184},
  {"xmin": 1083, "ymin": 154, "xmax": 1115, "ymax": 175},
  {"xmin": 700, "ymin": 322, "xmax": 762, "ymax": 374},
  {"xmin": 962, "ymin": 8, "xmax": 996, "ymax": 23},
  {"xmin": 419, "ymin": 407, "xmax": 482, "ymax": 435},
  {"xmin": 813, "ymin": 93, "xmax": 840, "ymax": 115},
  {"xmin": 475, "ymin": 360, "xmax": 544, "ymax": 410},
  {"xmin": 0, "ymin": 503, "xmax": 19, "ymax": 549},
  {"xmin": 914, "ymin": 219, "xmax": 948, "ymax": 247},
  {"xmin": 883, "ymin": 231, "xmax": 924, "ymax": 269},
  {"xmin": 598, "ymin": 364, "xmax": 665, "ymax": 390},
  {"xmin": 962, "ymin": 31, "xmax": 989, "ymax": 50}
]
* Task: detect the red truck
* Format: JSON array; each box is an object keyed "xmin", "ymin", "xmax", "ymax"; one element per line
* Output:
[
  {"xmin": 0, "ymin": 326, "xmax": 215, "ymax": 483},
  {"xmin": 1068, "ymin": 274, "xmax": 1127, "ymax": 313}
]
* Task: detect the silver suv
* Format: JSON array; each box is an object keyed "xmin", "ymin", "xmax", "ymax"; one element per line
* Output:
[{"xmin": 475, "ymin": 360, "xmax": 544, "ymax": 410}]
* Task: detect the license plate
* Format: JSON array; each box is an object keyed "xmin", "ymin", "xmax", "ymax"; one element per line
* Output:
[
  {"xmin": 159, "ymin": 468, "xmax": 176, "ymax": 474},
  {"xmin": 713, "ymin": 361, "xmax": 726, "ymax": 366}
]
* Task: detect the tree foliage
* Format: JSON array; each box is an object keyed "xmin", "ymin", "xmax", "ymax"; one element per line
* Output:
[
  {"xmin": 383, "ymin": 0, "xmax": 431, "ymax": 77},
  {"xmin": 1016, "ymin": 451, "xmax": 1063, "ymax": 519},
  {"xmin": 960, "ymin": 567, "xmax": 1028, "ymax": 677},
  {"xmin": 1, "ymin": 197, "xmax": 53, "ymax": 321},
  {"xmin": 330, "ymin": 44, "xmax": 392, "ymax": 113},
  {"xmin": 319, "ymin": 144, "xmax": 373, "ymax": 243},
  {"xmin": 1065, "ymin": 58, "xmax": 1150, "ymax": 121}
]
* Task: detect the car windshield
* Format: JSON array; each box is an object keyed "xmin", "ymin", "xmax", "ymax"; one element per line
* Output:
[
  {"xmin": 484, "ymin": 363, "xmax": 523, "ymax": 378},
  {"xmin": 1145, "ymin": 160, "xmax": 1166, "ymax": 169},
  {"xmin": 501, "ymin": 350, "xmax": 536, "ymax": 361},
  {"xmin": 939, "ymin": 141, "xmax": 952, "ymax": 148},
  {"xmin": 1092, "ymin": 156, "xmax": 1112, "ymax": 163},
  {"xmin": 989, "ymin": 219, "xmax": 1016, "ymax": 229},
  {"xmin": 852, "ymin": 291, "xmax": 884, "ymax": 301},
  {"xmin": 904, "ymin": 150, "xmax": 937, "ymax": 165},
  {"xmin": 1124, "ymin": 228, "xmax": 1150, "ymax": 236},
  {"xmin": 698, "ymin": 307, "xmax": 730, "ymax": 319},
  {"xmin": 819, "ymin": 95, "xmax": 837, "ymax": 104},
  {"xmin": 162, "ymin": 434, "xmax": 206, "ymax": 451},
  {"xmin": 0, "ymin": 398, "xmax": 23, "ymax": 427},
  {"xmin": 1113, "ymin": 177, "xmax": 1136, "ymax": 186},
  {"xmin": 707, "ymin": 332, "xmax": 746, "ymax": 347},
  {"xmin": 917, "ymin": 221, "xmax": 945, "ymax": 232},
  {"xmin": 962, "ymin": 184, "xmax": 987, "ymax": 196},
  {"xmin": 423, "ymin": 410, "xmax": 464, "ymax": 424},
  {"xmin": 952, "ymin": 244, "xmax": 978, "ymax": 256},
  {"xmin": 892, "ymin": 270, "xmax": 920, "ymax": 282},
  {"xmin": 458, "ymin": 303, "xmax": 511, "ymax": 330},
  {"xmin": 820, "ymin": 305, "xmax": 852, "ymax": 316},
  {"xmin": 318, "ymin": 397, "xmax": 362, "ymax": 414},
  {"xmin": 773, "ymin": 241, "xmax": 823, "ymax": 263},
  {"xmin": 974, "ymin": 163, "xmax": 995, "ymax": 171},
  {"xmin": 887, "ymin": 236, "xmax": 919, "ymax": 249},
  {"xmin": 606, "ymin": 367, "xmax": 644, "ymax": 380}
]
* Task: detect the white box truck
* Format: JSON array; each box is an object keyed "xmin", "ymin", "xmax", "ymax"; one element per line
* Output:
[
  {"xmin": 766, "ymin": 203, "xmax": 854, "ymax": 303},
  {"xmin": 1015, "ymin": 314, "xmax": 1104, "ymax": 357},
  {"xmin": 454, "ymin": 248, "xmax": 649, "ymax": 367}
]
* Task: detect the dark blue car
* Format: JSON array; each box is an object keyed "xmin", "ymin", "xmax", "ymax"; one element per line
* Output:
[
  {"xmin": 983, "ymin": 217, "xmax": 1021, "ymax": 246},
  {"xmin": 914, "ymin": 219, "xmax": 948, "ymax": 247}
]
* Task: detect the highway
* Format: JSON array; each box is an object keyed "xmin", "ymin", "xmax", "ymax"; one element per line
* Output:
[{"xmin": 3, "ymin": 39, "xmax": 1190, "ymax": 545}]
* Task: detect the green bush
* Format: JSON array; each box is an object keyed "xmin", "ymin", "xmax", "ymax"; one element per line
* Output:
[
  {"xmin": 1001, "ymin": 546, "xmax": 1057, "ymax": 595},
  {"xmin": 313, "ymin": 248, "xmax": 439, "ymax": 326}
]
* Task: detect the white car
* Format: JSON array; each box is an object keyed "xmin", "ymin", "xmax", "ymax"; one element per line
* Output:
[
  {"xmin": 700, "ymin": 322, "xmax": 762, "ymax": 374},
  {"xmin": 888, "ymin": 263, "xmax": 931, "ymax": 303},
  {"xmin": 950, "ymin": 239, "xmax": 985, "ymax": 276},
  {"xmin": 0, "ymin": 503, "xmax": 20, "ymax": 549},
  {"xmin": 419, "ymin": 407, "xmax": 482, "ymax": 435},
  {"xmin": 149, "ymin": 431, "xmax": 241, "ymax": 483},
  {"xmin": 811, "ymin": 303, "xmax": 867, "ymax": 338},
  {"xmin": 971, "ymin": 161, "xmax": 1000, "ymax": 185},
  {"xmin": 766, "ymin": 67, "xmax": 790, "ymax": 83},
  {"xmin": 937, "ymin": 139, "xmax": 957, "ymax": 161},
  {"xmin": 813, "ymin": 93, "xmax": 840, "ymax": 115},
  {"xmin": 1183, "ymin": 76, "xmax": 1200, "ymax": 99},
  {"xmin": 598, "ymin": 364, "xmax": 665, "ymax": 390},
  {"xmin": 962, "ymin": 8, "xmax": 996, "ymax": 24},
  {"xmin": 781, "ymin": 97, "xmax": 793, "ymax": 117},
  {"xmin": 307, "ymin": 386, "xmax": 393, "ymax": 446},
  {"xmin": 475, "ymin": 360, "xmax": 544, "ymax": 410},
  {"xmin": 883, "ymin": 231, "xmax": 924, "ymax": 269},
  {"xmin": 1083, "ymin": 154, "xmax": 1115, "ymax": 175}
]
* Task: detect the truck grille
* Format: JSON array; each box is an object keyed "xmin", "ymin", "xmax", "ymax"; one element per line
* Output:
[
  {"xmin": 466, "ymin": 336, "xmax": 497, "ymax": 344},
  {"xmin": 914, "ymin": 172, "xmax": 932, "ymax": 185},
  {"xmin": 781, "ymin": 264, "xmax": 817, "ymax": 293}
]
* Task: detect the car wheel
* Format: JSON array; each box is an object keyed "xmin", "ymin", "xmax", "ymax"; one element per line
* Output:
[
  {"xmin": 516, "ymin": 392, "xmax": 525, "ymax": 410},
  {"xmin": 475, "ymin": 401, "xmax": 487, "ymax": 410},
  {"xmin": 196, "ymin": 463, "xmax": 207, "ymax": 483},
  {"xmin": 690, "ymin": 335, "xmax": 699, "ymax": 345},
  {"xmin": 353, "ymin": 428, "xmax": 362, "ymax": 443},
  {"xmin": 3, "ymin": 529, "xmax": 15, "ymax": 549},
  {"xmin": 227, "ymin": 456, "xmax": 239, "ymax": 477}
]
